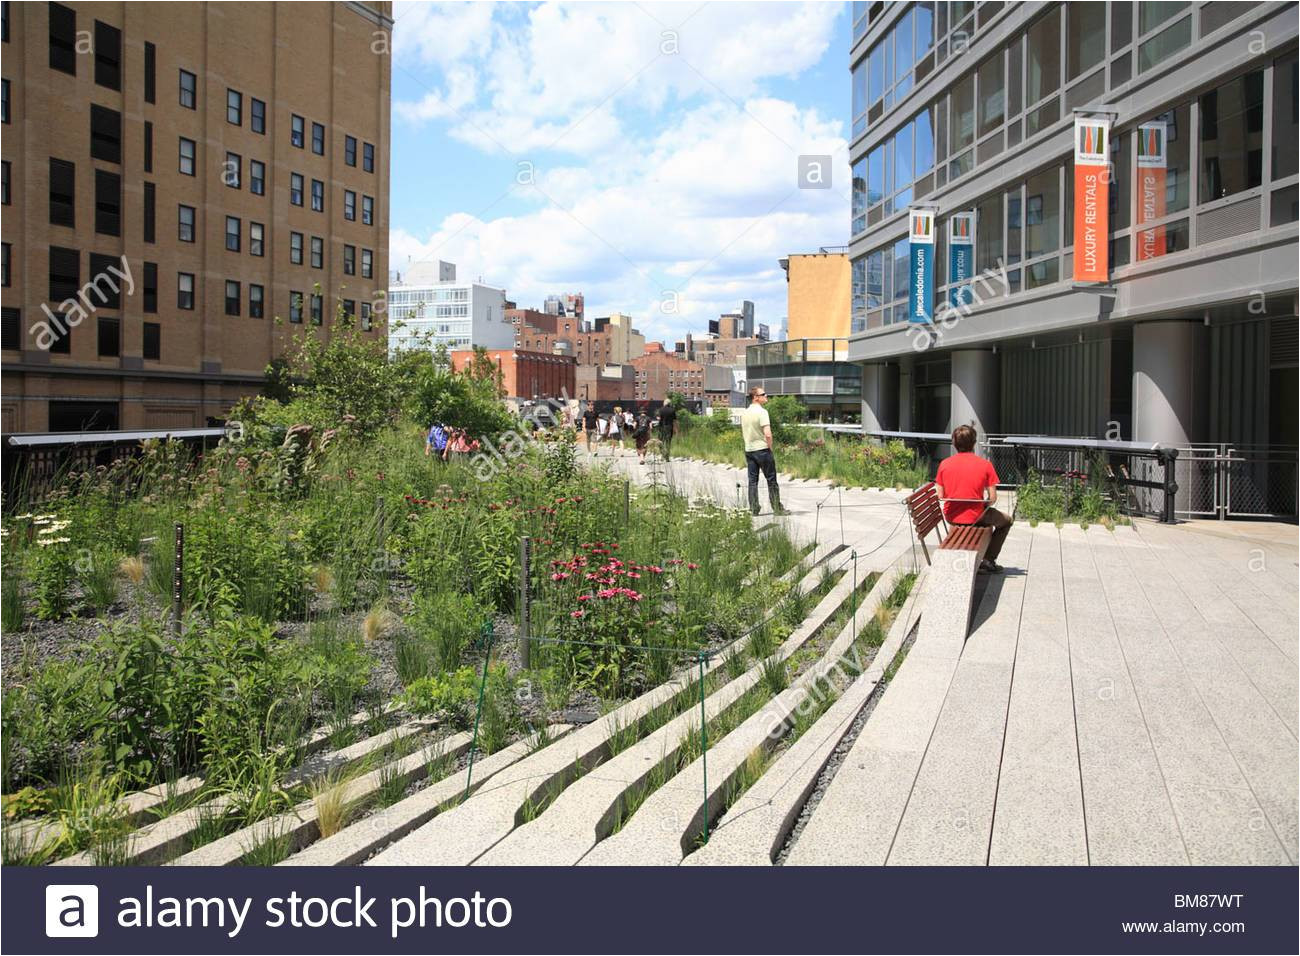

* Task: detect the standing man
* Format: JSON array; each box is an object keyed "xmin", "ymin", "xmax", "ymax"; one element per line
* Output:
[
  {"xmin": 741, "ymin": 387, "xmax": 786, "ymax": 516},
  {"xmin": 934, "ymin": 424, "xmax": 1012, "ymax": 573},
  {"xmin": 656, "ymin": 398, "xmax": 678, "ymax": 461},
  {"xmin": 582, "ymin": 404, "xmax": 599, "ymax": 451}
]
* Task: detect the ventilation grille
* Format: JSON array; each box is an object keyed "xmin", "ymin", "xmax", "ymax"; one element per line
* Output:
[
  {"xmin": 1271, "ymin": 317, "xmax": 1299, "ymax": 367},
  {"xmin": 1197, "ymin": 194, "xmax": 1261, "ymax": 244}
]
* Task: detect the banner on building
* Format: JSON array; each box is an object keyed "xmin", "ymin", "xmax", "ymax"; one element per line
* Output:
[
  {"xmin": 1072, "ymin": 114, "xmax": 1111, "ymax": 283},
  {"xmin": 948, "ymin": 212, "xmax": 975, "ymax": 307},
  {"xmin": 908, "ymin": 207, "xmax": 936, "ymax": 324},
  {"xmin": 1135, "ymin": 120, "xmax": 1167, "ymax": 261}
]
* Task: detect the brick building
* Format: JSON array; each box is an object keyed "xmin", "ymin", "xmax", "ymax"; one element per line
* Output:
[
  {"xmin": 1, "ymin": 1, "xmax": 391, "ymax": 432},
  {"xmin": 576, "ymin": 362, "xmax": 635, "ymax": 403},
  {"xmin": 450, "ymin": 348, "xmax": 575, "ymax": 403},
  {"xmin": 631, "ymin": 344, "xmax": 705, "ymax": 405}
]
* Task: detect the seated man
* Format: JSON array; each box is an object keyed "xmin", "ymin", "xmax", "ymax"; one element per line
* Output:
[{"xmin": 934, "ymin": 424, "xmax": 1012, "ymax": 573}]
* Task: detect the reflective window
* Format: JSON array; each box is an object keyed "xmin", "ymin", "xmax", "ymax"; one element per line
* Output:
[
  {"xmin": 1067, "ymin": 2, "xmax": 1106, "ymax": 80},
  {"xmin": 977, "ymin": 52, "xmax": 1004, "ymax": 136},
  {"xmin": 1273, "ymin": 51, "xmax": 1298, "ymax": 180},
  {"xmin": 1024, "ymin": 166, "xmax": 1059, "ymax": 259},
  {"xmin": 852, "ymin": 158, "xmax": 867, "ymax": 235},
  {"xmin": 868, "ymin": 145, "xmax": 885, "ymax": 204},
  {"xmin": 852, "ymin": 59, "xmax": 868, "ymax": 137},
  {"xmin": 951, "ymin": 72, "xmax": 975, "ymax": 152},
  {"xmin": 915, "ymin": 107, "xmax": 934, "ymax": 174},
  {"xmin": 976, "ymin": 192, "xmax": 1003, "ymax": 272},
  {"xmin": 1199, "ymin": 69, "xmax": 1264, "ymax": 202},
  {"xmin": 1027, "ymin": 8, "xmax": 1060, "ymax": 103}
]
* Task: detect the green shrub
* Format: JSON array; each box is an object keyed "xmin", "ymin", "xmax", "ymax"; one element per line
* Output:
[
  {"xmin": 400, "ymin": 667, "xmax": 482, "ymax": 726},
  {"xmin": 409, "ymin": 590, "xmax": 487, "ymax": 672}
]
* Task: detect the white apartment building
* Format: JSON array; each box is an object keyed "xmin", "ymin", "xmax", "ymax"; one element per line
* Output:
[{"xmin": 387, "ymin": 262, "xmax": 513, "ymax": 356}]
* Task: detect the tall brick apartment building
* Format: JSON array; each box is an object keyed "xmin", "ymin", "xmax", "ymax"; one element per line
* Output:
[{"xmin": 0, "ymin": 1, "xmax": 392, "ymax": 432}]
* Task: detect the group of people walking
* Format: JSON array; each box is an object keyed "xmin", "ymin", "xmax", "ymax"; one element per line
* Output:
[
  {"xmin": 581, "ymin": 400, "xmax": 676, "ymax": 465},
  {"xmin": 423, "ymin": 422, "xmax": 480, "ymax": 461}
]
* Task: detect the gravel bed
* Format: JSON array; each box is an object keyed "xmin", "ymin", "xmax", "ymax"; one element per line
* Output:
[{"xmin": 773, "ymin": 617, "xmax": 920, "ymax": 864}]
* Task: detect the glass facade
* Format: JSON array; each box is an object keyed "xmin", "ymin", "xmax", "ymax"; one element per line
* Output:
[{"xmin": 850, "ymin": 1, "xmax": 1296, "ymax": 334}]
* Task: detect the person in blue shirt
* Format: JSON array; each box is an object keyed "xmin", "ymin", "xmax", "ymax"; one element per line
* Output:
[{"xmin": 425, "ymin": 422, "xmax": 449, "ymax": 460}]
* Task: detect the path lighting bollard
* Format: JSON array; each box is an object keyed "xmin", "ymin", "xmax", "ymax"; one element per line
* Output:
[
  {"xmin": 172, "ymin": 522, "xmax": 184, "ymax": 639},
  {"xmin": 519, "ymin": 536, "xmax": 531, "ymax": 669}
]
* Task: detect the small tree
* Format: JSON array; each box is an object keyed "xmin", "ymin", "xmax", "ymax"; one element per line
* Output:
[{"xmin": 765, "ymin": 395, "xmax": 808, "ymax": 445}]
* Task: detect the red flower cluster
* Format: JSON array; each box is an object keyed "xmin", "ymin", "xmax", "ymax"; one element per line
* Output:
[{"xmin": 404, "ymin": 493, "xmax": 471, "ymax": 510}]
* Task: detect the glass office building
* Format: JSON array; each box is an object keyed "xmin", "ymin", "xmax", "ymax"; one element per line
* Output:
[{"xmin": 848, "ymin": 2, "xmax": 1298, "ymax": 515}]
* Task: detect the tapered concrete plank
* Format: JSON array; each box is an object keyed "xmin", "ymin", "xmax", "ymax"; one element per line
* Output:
[
  {"xmin": 887, "ymin": 662, "xmax": 1012, "ymax": 866},
  {"xmin": 784, "ymin": 745, "xmax": 923, "ymax": 866},
  {"xmin": 988, "ymin": 759, "xmax": 1087, "ymax": 865},
  {"xmin": 1166, "ymin": 783, "xmax": 1293, "ymax": 865},
  {"xmin": 1080, "ymin": 766, "xmax": 1187, "ymax": 865},
  {"xmin": 684, "ymin": 567, "xmax": 925, "ymax": 867},
  {"xmin": 852, "ymin": 655, "xmax": 958, "ymax": 754},
  {"xmin": 999, "ymin": 661, "xmax": 1078, "ymax": 772},
  {"xmin": 287, "ymin": 726, "xmax": 570, "ymax": 866},
  {"xmin": 582, "ymin": 567, "xmax": 915, "ymax": 866}
]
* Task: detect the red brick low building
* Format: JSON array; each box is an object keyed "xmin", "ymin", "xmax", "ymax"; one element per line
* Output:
[
  {"xmin": 450, "ymin": 349, "xmax": 576, "ymax": 402},
  {"xmin": 576, "ymin": 363, "xmax": 636, "ymax": 403}
]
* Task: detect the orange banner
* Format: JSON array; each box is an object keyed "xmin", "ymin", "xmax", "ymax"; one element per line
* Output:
[
  {"xmin": 1135, "ymin": 121, "xmax": 1167, "ymax": 261},
  {"xmin": 1072, "ymin": 116, "xmax": 1111, "ymax": 283}
]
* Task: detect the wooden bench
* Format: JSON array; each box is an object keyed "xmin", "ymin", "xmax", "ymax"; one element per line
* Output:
[{"xmin": 905, "ymin": 481, "xmax": 992, "ymax": 567}]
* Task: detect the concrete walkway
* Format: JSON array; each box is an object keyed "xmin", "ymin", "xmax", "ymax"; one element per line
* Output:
[
  {"xmin": 592, "ymin": 450, "xmax": 1297, "ymax": 866},
  {"xmin": 791, "ymin": 517, "xmax": 1298, "ymax": 866}
]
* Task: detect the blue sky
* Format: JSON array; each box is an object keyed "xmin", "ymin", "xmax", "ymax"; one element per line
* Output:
[{"xmin": 388, "ymin": 1, "xmax": 851, "ymax": 344}]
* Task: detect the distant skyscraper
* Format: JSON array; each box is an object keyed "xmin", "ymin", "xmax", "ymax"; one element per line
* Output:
[
  {"xmin": 543, "ymin": 293, "xmax": 585, "ymax": 321},
  {"xmin": 739, "ymin": 300, "xmax": 755, "ymax": 337}
]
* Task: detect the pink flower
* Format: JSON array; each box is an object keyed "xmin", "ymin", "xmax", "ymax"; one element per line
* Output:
[
  {"xmin": 577, "ymin": 594, "xmax": 592, "ymax": 602},
  {"xmin": 571, "ymin": 610, "xmax": 585, "ymax": 619},
  {"xmin": 646, "ymin": 566, "xmax": 663, "ymax": 574},
  {"xmin": 626, "ymin": 572, "xmax": 641, "ymax": 579},
  {"xmin": 687, "ymin": 563, "xmax": 699, "ymax": 570},
  {"xmin": 551, "ymin": 572, "xmax": 570, "ymax": 581}
]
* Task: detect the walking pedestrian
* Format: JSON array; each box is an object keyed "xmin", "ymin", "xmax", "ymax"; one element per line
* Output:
[
  {"xmin": 656, "ymin": 398, "xmax": 677, "ymax": 461},
  {"xmin": 741, "ymin": 387, "xmax": 786, "ymax": 515},
  {"xmin": 582, "ymin": 405, "xmax": 599, "ymax": 450},
  {"xmin": 934, "ymin": 424, "xmax": 1012, "ymax": 573},
  {"xmin": 634, "ymin": 408, "xmax": 652, "ymax": 464}
]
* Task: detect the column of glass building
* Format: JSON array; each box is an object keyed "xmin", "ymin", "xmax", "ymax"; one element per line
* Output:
[{"xmin": 848, "ymin": 1, "xmax": 1298, "ymax": 518}]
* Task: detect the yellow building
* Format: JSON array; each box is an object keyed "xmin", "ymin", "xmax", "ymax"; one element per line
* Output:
[{"xmin": 780, "ymin": 251, "xmax": 850, "ymax": 340}]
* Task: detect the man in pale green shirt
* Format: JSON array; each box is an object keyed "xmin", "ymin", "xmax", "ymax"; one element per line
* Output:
[{"xmin": 740, "ymin": 386, "xmax": 786, "ymax": 515}]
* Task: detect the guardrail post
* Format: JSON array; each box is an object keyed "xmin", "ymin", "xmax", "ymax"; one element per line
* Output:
[
  {"xmin": 518, "ymin": 536, "xmax": 531, "ymax": 669},
  {"xmin": 1161, "ymin": 448, "xmax": 1179, "ymax": 524}
]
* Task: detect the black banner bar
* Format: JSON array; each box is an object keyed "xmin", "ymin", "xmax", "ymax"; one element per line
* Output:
[{"xmin": 5, "ymin": 866, "xmax": 1297, "ymax": 955}]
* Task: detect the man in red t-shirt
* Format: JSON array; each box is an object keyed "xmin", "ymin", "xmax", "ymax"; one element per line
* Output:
[{"xmin": 934, "ymin": 424, "xmax": 1012, "ymax": 573}]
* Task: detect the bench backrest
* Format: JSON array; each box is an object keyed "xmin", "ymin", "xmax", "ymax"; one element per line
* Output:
[{"xmin": 906, "ymin": 481, "xmax": 944, "ymax": 540}]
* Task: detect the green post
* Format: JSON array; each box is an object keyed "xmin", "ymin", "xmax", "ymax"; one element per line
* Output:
[
  {"xmin": 851, "ymin": 550, "xmax": 858, "ymax": 646},
  {"xmin": 699, "ymin": 651, "xmax": 708, "ymax": 845},
  {"xmin": 465, "ymin": 619, "xmax": 495, "ymax": 800}
]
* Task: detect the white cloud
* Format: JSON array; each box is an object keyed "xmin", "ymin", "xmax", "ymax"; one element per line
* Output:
[
  {"xmin": 390, "ymin": 91, "xmax": 848, "ymax": 344},
  {"xmin": 388, "ymin": 2, "xmax": 849, "ymax": 344},
  {"xmin": 392, "ymin": 1, "xmax": 843, "ymax": 153}
]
